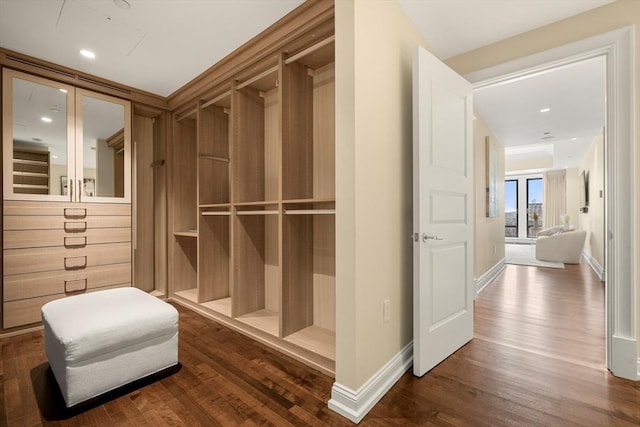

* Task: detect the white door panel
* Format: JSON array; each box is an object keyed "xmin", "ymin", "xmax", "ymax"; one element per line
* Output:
[{"xmin": 413, "ymin": 46, "xmax": 474, "ymax": 377}]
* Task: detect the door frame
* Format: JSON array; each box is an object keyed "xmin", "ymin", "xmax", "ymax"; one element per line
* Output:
[{"xmin": 466, "ymin": 27, "xmax": 637, "ymax": 380}]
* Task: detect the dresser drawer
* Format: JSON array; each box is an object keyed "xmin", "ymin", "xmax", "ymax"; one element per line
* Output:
[
  {"xmin": 3, "ymin": 201, "xmax": 131, "ymax": 217},
  {"xmin": 3, "ymin": 283, "xmax": 131, "ymax": 329},
  {"xmin": 3, "ymin": 242, "xmax": 131, "ymax": 276},
  {"xmin": 4, "ymin": 263, "xmax": 131, "ymax": 301},
  {"xmin": 4, "ymin": 227, "xmax": 131, "ymax": 249},
  {"xmin": 4, "ymin": 215, "xmax": 131, "ymax": 231}
]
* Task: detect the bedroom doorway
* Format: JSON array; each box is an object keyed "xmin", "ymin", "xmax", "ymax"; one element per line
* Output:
[{"xmin": 467, "ymin": 27, "xmax": 637, "ymax": 379}]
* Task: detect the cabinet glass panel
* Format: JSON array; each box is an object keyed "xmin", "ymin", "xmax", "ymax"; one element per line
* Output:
[
  {"xmin": 80, "ymin": 94, "xmax": 126, "ymax": 198},
  {"xmin": 4, "ymin": 71, "xmax": 73, "ymax": 198}
]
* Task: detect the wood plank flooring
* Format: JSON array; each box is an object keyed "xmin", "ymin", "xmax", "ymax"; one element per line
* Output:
[{"xmin": 1, "ymin": 263, "xmax": 639, "ymax": 426}]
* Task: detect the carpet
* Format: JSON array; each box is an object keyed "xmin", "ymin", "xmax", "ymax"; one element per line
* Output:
[{"xmin": 505, "ymin": 243, "xmax": 564, "ymax": 269}]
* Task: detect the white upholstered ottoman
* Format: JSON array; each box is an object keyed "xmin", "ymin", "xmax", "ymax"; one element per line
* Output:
[{"xmin": 41, "ymin": 287, "xmax": 179, "ymax": 407}]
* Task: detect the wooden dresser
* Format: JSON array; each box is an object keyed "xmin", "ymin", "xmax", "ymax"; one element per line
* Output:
[{"xmin": 2, "ymin": 202, "xmax": 132, "ymax": 329}]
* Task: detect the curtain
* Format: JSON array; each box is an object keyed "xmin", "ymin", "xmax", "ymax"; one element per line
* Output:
[{"xmin": 543, "ymin": 170, "xmax": 566, "ymax": 228}]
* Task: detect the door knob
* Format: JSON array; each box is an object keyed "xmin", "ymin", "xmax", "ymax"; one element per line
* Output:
[{"xmin": 422, "ymin": 233, "xmax": 444, "ymax": 242}]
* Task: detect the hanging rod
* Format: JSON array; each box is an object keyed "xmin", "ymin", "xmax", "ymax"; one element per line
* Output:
[
  {"xmin": 237, "ymin": 65, "xmax": 279, "ymax": 90},
  {"xmin": 201, "ymin": 90, "xmax": 232, "ymax": 109},
  {"xmin": 285, "ymin": 209, "xmax": 335, "ymax": 215},
  {"xmin": 198, "ymin": 154, "xmax": 229, "ymax": 163},
  {"xmin": 202, "ymin": 211, "xmax": 231, "ymax": 216},
  {"xmin": 150, "ymin": 160, "xmax": 165, "ymax": 168},
  {"xmin": 236, "ymin": 210, "xmax": 279, "ymax": 216},
  {"xmin": 285, "ymin": 35, "xmax": 335, "ymax": 65},
  {"xmin": 175, "ymin": 107, "xmax": 197, "ymax": 122}
]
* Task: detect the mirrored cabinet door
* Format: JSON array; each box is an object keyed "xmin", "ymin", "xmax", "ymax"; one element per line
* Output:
[
  {"xmin": 2, "ymin": 69, "xmax": 131, "ymax": 203},
  {"xmin": 2, "ymin": 69, "xmax": 75, "ymax": 201},
  {"xmin": 76, "ymin": 89, "xmax": 131, "ymax": 202}
]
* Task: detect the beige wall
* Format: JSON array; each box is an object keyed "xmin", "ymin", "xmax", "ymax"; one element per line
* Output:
[
  {"xmin": 474, "ymin": 113, "xmax": 505, "ymax": 277},
  {"xmin": 446, "ymin": 0, "xmax": 640, "ymax": 354},
  {"xmin": 335, "ymin": 0, "xmax": 428, "ymax": 390},
  {"xmin": 506, "ymin": 155, "xmax": 553, "ymax": 172},
  {"xmin": 565, "ymin": 167, "xmax": 581, "ymax": 231},
  {"xmin": 579, "ymin": 130, "xmax": 605, "ymax": 269}
]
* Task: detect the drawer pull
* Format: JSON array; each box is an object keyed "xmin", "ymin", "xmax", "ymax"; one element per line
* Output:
[
  {"xmin": 64, "ymin": 278, "xmax": 88, "ymax": 293},
  {"xmin": 64, "ymin": 236, "xmax": 87, "ymax": 247},
  {"xmin": 64, "ymin": 256, "xmax": 87, "ymax": 270},
  {"xmin": 64, "ymin": 221, "xmax": 87, "ymax": 232},
  {"xmin": 64, "ymin": 207, "xmax": 87, "ymax": 218}
]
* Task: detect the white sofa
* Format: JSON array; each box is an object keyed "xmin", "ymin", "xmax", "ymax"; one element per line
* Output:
[{"xmin": 535, "ymin": 227, "xmax": 587, "ymax": 264}]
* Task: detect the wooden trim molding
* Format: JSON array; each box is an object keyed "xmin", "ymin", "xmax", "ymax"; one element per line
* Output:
[
  {"xmin": 166, "ymin": 0, "xmax": 334, "ymax": 111},
  {"xmin": 0, "ymin": 47, "xmax": 167, "ymax": 110}
]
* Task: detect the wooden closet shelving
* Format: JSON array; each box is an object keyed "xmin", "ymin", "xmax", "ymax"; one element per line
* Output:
[{"xmin": 169, "ymin": 29, "xmax": 335, "ymax": 374}]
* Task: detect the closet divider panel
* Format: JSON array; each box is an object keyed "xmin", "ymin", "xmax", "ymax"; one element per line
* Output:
[
  {"xmin": 312, "ymin": 63, "xmax": 335, "ymax": 200},
  {"xmin": 198, "ymin": 104, "xmax": 230, "ymax": 206},
  {"xmin": 171, "ymin": 110, "xmax": 198, "ymax": 296},
  {"xmin": 198, "ymin": 211, "xmax": 230, "ymax": 305},
  {"xmin": 282, "ymin": 61, "xmax": 314, "ymax": 201},
  {"xmin": 282, "ymin": 213, "xmax": 314, "ymax": 336},
  {"xmin": 133, "ymin": 115, "xmax": 155, "ymax": 293},
  {"xmin": 233, "ymin": 87, "xmax": 265, "ymax": 203},
  {"xmin": 172, "ymin": 115, "xmax": 198, "ymax": 232}
]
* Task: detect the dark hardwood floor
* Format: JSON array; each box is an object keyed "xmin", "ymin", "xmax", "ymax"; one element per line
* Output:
[{"xmin": 2, "ymin": 263, "xmax": 639, "ymax": 426}]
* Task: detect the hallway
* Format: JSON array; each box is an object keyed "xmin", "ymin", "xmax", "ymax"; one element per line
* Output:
[{"xmin": 364, "ymin": 263, "xmax": 639, "ymax": 425}]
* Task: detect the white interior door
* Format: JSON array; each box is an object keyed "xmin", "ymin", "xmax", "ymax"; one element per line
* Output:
[{"xmin": 413, "ymin": 46, "xmax": 474, "ymax": 377}]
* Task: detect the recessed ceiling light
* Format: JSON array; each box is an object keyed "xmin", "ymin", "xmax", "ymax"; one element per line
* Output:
[
  {"xmin": 539, "ymin": 108, "xmax": 551, "ymax": 113},
  {"xmin": 113, "ymin": 0, "xmax": 131, "ymax": 9},
  {"xmin": 571, "ymin": 137, "xmax": 577, "ymax": 141},
  {"xmin": 52, "ymin": 155, "xmax": 58, "ymax": 159},
  {"xmin": 41, "ymin": 117, "xmax": 52, "ymax": 123},
  {"xmin": 80, "ymin": 49, "xmax": 96, "ymax": 59},
  {"xmin": 59, "ymin": 88, "xmax": 68, "ymax": 93}
]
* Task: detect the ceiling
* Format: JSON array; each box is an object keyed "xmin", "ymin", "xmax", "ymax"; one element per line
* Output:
[
  {"xmin": 0, "ymin": 0, "xmax": 614, "ymax": 170},
  {"xmin": 474, "ymin": 55, "xmax": 606, "ymax": 169},
  {"xmin": 0, "ymin": 0, "xmax": 305, "ymax": 97}
]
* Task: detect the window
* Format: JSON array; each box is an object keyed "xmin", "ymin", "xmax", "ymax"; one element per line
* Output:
[
  {"xmin": 527, "ymin": 178, "xmax": 543, "ymax": 237},
  {"xmin": 505, "ymin": 180, "xmax": 518, "ymax": 237},
  {"xmin": 504, "ymin": 175, "xmax": 543, "ymax": 240}
]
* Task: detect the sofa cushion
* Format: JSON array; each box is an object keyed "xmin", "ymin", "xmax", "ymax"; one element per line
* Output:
[{"xmin": 42, "ymin": 287, "xmax": 178, "ymax": 365}]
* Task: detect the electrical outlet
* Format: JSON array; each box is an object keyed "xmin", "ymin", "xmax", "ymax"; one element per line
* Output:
[{"xmin": 383, "ymin": 300, "xmax": 390, "ymax": 323}]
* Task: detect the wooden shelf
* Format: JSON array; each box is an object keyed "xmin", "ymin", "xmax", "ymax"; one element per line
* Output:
[
  {"xmin": 237, "ymin": 309, "xmax": 279, "ymax": 336},
  {"xmin": 174, "ymin": 231, "xmax": 198, "ymax": 238},
  {"xmin": 167, "ymin": 29, "xmax": 335, "ymax": 374},
  {"xmin": 199, "ymin": 203, "xmax": 231, "ymax": 208},
  {"xmin": 234, "ymin": 200, "xmax": 279, "ymax": 207},
  {"xmin": 201, "ymin": 297, "xmax": 232, "ymax": 317},
  {"xmin": 285, "ymin": 325, "xmax": 335, "ymax": 361},
  {"xmin": 174, "ymin": 288, "xmax": 198, "ymax": 303}
]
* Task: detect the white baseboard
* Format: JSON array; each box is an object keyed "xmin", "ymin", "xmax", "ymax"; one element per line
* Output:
[
  {"xmin": 582, "ymin": 250, "xmax": 605, "ymax": 281},
  {"xmin": 612, "ymin": 335, "xmax": 638, "ymax": 380},
  {"xmin": 474, "ymin": 258, "xmax": 506, "ymax": 298},
  {"xmin": 328, "ymin": 342, "xmax": 413, "ymax": 423}
]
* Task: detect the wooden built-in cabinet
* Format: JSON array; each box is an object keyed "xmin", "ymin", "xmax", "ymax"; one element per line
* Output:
[
  {"xmin": 2, "ymin": 201, "xmax": 131, "ymax": 329},
  {"xmin": 169, "ymin": 37, "xmax": 336, "ymax": 373},
  {"xmin": 1, "ymin": 69, "xmax": 134, "ymax": 331}
]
